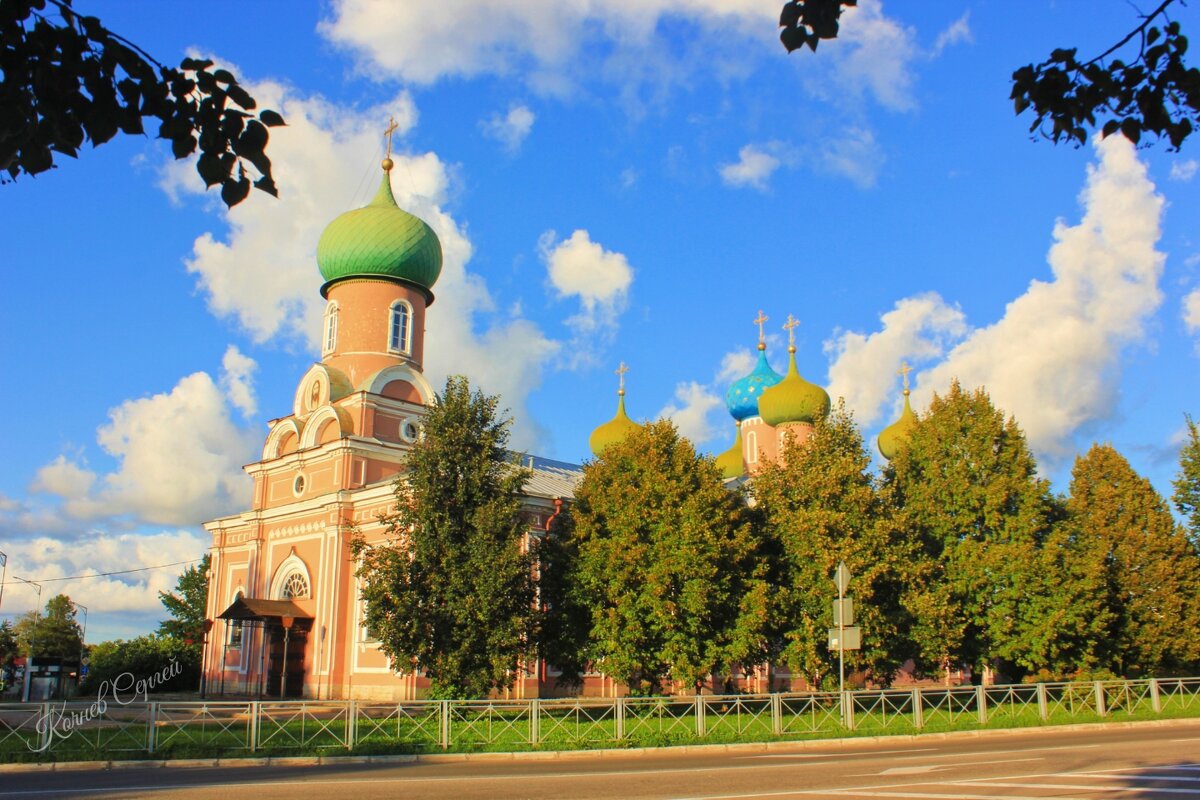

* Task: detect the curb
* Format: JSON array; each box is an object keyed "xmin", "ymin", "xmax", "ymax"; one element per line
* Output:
[{"xmin": 2, "ymin": 716, "xmax": 1197, "ymax": 773}]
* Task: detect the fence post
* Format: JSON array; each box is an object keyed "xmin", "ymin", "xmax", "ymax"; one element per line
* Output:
[
  {"xmin": 530, "ymin": 699, "xmax": 540, "ymax": 746},
  {"xmin": 911, "ymin": 688, "xmax": 924, "ymax": 730},
  {"xmin": 1037, "ymin": 683, "xmax": 1048, "ymax": 721},
  {"xmin": 146, "ymin": 702, "xmax": 158, "ymax": 753},
  {"xmin": 1149, "ymin": 679, "xmax": 1161, "ymax": 714},
  {"xmin": 771, "ymin": 693, "xmax": 782, "ymax": 736},
  {"xmin": 346, "ymin": 700, "xmax": 357, "ymax": 750},
  {"xmin": 39, "ymin": 702, "xmax": 52, "ymax": 753},
  {"xmin": 976, "ymin": 685, "xmax": 987, "ymax": 725},
  {"xmin": 695, "ymin": 695, "xmax": 706, "ymax": 738},
  {"xmin": 1094, "ymin": 681, "xmax": 1106, "ymax": 716},
  {"xmin": 615, "ymin": 696, "xmax": 625, "ymax": 741},
  {"xmin": 249, "ymin": 701, "xmax": 260, "ymax": 752},
  {"xmin": 844, "ymin": 692, "xmax": 856, "ymax": 731},
  {"xmin": 437, "ymin": 699, "xmax": 449, "ymax": 750}
]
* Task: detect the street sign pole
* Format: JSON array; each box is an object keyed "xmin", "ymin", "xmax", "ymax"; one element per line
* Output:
[{"xmin": 834, "ymin": 561, "xmax": 851, "ymax": 727}]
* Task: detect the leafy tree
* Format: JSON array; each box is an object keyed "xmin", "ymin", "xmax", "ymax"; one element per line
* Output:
[
  {"xmin": 79, "ymin": 635, "xmax": 199, "ymax": 695},
  {"xmin": 569, "ymin": 420, "xmax": 766, "ymax": 695},
  {"xmin": 1174, "ymin": 414, "xmax": 1200, "ymax": 544},
  {"xmin": 13, "ymin": 593, "xmax": 83, "ymax": 659},
  {"xmin": 0, "ymin": 620, "xmax": 17, "ymax": 668},
  {"xmin": 530, "ymin": 509, "xmax": 590, "ymax": 690},
  {"xmin": 1066, "ymin": 443, "xmax": 1200, "ymax": 676},
  {"xmin": 2, "ymin": 0, "xmax": 284, "ymax": 205},
  {"xmin": 883, "ymin": 382, "xmax": 1059, "ymax": 683},
  {"xmin": 754, "ymin": 403, "xmax": 913, "ymax": 688},
  {"xmin": 779, "ymin": 0, "xmax": 1199, "ymax": 151},
  {"xmin": 352, "ymin": 376, "xmax": 535, "ymax": 699},
  {"xmin": 157, "ymin": 554, "xmax": 210, "ymax": 647}
]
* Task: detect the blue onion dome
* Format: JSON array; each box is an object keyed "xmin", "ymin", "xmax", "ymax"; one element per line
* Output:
[{"xmin": 725, "ymin": 344, "xmax": 783, "ymax": 421}]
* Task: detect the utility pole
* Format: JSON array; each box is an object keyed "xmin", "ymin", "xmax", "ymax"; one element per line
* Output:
[
  {"xmin": 72, "ymin": 602, "xmax": 88, "ymax": 684},
  {"xmin": 0, "ymin": 550, "xmax": 7, "ymax": 612},
  {"xmin": 12, "ymin": 576, "xmax": 42, "ymax": 702}
]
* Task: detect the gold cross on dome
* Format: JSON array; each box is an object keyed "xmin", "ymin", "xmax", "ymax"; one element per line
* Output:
[
  {"xmin": 615, "ymin": 361, "xmax": 629, "ymax": 392},
  {"xmin": 783, "ymin": 314, "xmax": 799, "ymax": 347},
  {"xmin": 898, "ymin": 361, "xmax": 913, "ymax": 392},
  {"xmin": 384, "ymin": 115, "xmax": 400, "ymax": 159},
  {"xmin": 754, "ymin": 310, "xmax": 769, "ymax": 344}
]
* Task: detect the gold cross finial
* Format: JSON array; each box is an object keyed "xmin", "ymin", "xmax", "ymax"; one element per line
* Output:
[
  {"xmin": 753, "ymin": 310, "xmax": 769, "ymax": 344},
  {"xmin": 615, "ymin": 361, "xmax": 629, "ymax": 394},
  {"xmin": 384, "ymin": 116, "xmax": 400, "ymax": 159},
  {"xmin": 898, "ymin": 361, "xmax": 913, "ymax": 394},
  {"xmin": 783, "ymin": 314, "xmax": 800, "ymax": 348}
]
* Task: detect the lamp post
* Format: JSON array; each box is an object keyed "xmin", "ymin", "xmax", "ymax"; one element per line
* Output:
[
  {"xmin": 280, "ymin": 616, "xmax": 294, "ymax": 698},
  {"xmin": 0, "ymin": 550, "xmax": 8, "ymax": 612},
  {"xmin": 199, "ymin": 619, "xmax": 213, "ymax": 699},
  {"xmin": 12, "ymin": 576, "xmax": 42, "ymax": 702},
  {"xmin": 71, "ymin": 602, "xmax": 87, "ymax": 687}
]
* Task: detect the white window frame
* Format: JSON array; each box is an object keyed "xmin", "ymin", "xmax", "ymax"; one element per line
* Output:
[
  {"xmin": 323, "ymin": 302, "xmax": 339, "ymax": 355},
  {"xmin": 388, "ymin": 300, "xmax": 412, "ymax": 355},
  {"xmin": 746, "ymin": 430, "xmax": 758, "ymax": 464}
]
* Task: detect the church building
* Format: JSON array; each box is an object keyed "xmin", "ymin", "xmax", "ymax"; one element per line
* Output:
[{"xmin": 202, "ymin": 135, "xmax": 919, "ymax": 701}]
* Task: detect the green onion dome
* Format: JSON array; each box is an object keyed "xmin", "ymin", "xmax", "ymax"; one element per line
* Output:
[
  {"xmin": 878, "ymin": 390, "xmax": 917, "ymax": 460},
  {"xmin": 714, "ymin": 423, "xmax": 745, "ymax": 479},
  {"xmin": 758, "ymin": 346, "xmax": 830, "ymax": 426},
  {"xmin": 589, "ymin": 391, "xmax": 641, "ymax": 456},
  {"xmin": 316, "ymin": 165, "xmax": 443, "ymax": 299}
]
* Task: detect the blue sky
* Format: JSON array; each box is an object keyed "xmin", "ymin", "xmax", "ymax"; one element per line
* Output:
[{"xmin": 2, "ymin": 1, "xmax": 1199, "ymax": 642}]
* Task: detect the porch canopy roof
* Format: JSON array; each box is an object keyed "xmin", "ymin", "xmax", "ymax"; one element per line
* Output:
[{"xmin": 217, "ymin": 596, "xmax": 312, "ymax": 622}]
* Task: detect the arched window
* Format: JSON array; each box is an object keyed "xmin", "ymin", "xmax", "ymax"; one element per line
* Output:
[
  {"xmin": 388, "ymin": 300, "xmax": 411, "ymax": 355},
  {"xmin": 281, "ymin": 572, "xmax": 310, "ymax": 600},
  {"xmin": 228, "ymin": 590, "xmax": 245, "ymax": 649},
  {"xmin": 323, "ymin": 302, "xmax": 339, "ymax": 355},
  {"xmin": 746, "ymin": 430, "xmax": 758, "ymax": 464}
]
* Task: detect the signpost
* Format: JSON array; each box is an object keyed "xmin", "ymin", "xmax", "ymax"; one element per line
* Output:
[{"xmin": 829, "ymin": 561, "xmax": 861, "ymax": 727}]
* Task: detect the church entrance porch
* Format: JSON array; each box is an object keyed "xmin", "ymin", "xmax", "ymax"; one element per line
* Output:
[{"xmin": 217, "ymin": 596, "xmax": 314, "ymax": 699}]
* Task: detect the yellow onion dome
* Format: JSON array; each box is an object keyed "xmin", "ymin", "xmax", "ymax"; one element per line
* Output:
[
  {"xmin": 758, "ymin": 347, "xmax": 831, "ymax": 427},
  {"xmin": 714, "ymin": 424, "xmax": 745, "ymax": 479},
  {"xmin": 589, "ymin": 392, "xmax": 641, "ymax": 456},
  {"xmin": 878, "ymin": 390, "xmax": 917, "ymax": 460}
]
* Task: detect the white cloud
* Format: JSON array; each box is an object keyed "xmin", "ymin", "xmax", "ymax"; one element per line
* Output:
[
  {"xmin": 658, "ymin": 381, "xmax": 724, "ymax": 445},
  {"xmin": 481, "ymin": 104, "xmax": 536, "ymax": 152},
  {"xmin": 0, "ymin": 531, "xmax": 208, "ymax": 640},
  {"xmin": 814, "ymin": 126, "xmax": 884, "ymax": 188},
  {"xmin": 220, "ymin": 345, "xmax": 258, "ymax": 418},
  {"xmin": 1185, "ymin": 288, "xmax": 1200, "ymax": 335},
  {"xmin": 320, "ymin": 0, "xmax": 922, "ymax": 113},
  {"xmin": 720, "ymin": 144, "xmax": 782, "ymax": 191},
  {"xmin": 716, "ymin": 349, "xmax": 755, "ymax": 385},
  {"xmin": 539, "ymin": 229, "xmax": 633, "ymax": 364},
  {"xmin": 1170, "ymin": 159, "xmax": 1198, "ymax": 182},
  {"xmin": 31, "ymin": 356, "xmax": 259, "ymax": 527},
  {"xmin": 825, "ymin": 293, "xmax": 967, "ymax": 426},
  {"xmin": 919, "ymin": 137, "xmax": 1164, "ymax": 461},
  {"xmin": 160, "ymin": 73, "xmax": 564, "ymax": 452},
  {"xmin": 931, "ymin": 12, "xmax": 972, "ymax": 56},
  {"xmin": 827, "ymin": 138, "xmax": 1164, "ymax": 463}
]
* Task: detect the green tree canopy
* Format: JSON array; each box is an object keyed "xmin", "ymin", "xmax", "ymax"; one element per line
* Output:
[
  {"xmin": 2, "ymin": 0, "xmax": 284, "ymax": 205},
  {"xmin": 157, "ymin": 554, "xmax": 210, "ymax": 648},
  {"xmin": 1173, "ymin": 414, "xmax": 1200, "ymax": 544},
  {"xmin": 883, "ymin": 381, "xmax": 1059, "ymax": 682},
  {"xmin": 352, "ymin": 376, "xmax": 535, "ymax": 699},
  {"xmin": 13, "ymin": 593, "xmax": 83, "ymax": 660},
  {"xmin": 1066, "ymin": 443, "xmax": 1200, "ymax": 676},
  {"xmin": 568, "ymin": 420, "xmax": 766, "ymax": 695},
  {"xmin": 0, "ymin": 620, "xmax": 17, "ymax": 668},
  {"xmin": 754, "ymin": 402, "xmax": 913, "ymax": 688}
]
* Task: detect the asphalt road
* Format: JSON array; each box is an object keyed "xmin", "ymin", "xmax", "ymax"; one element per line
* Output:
[{"xmin": 3, "ymin": 721, "xmax": 1199, "ymax": 800}]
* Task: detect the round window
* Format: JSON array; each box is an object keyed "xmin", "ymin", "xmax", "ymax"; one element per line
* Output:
[{"xmin": 293, "ymin": 474, "xmax": 306, "ymax": 496}]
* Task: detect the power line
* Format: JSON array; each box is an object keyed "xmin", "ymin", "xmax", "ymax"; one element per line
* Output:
[{"xmin": 0, "ymin": 558, "xmax": 201, "ymax": 585}]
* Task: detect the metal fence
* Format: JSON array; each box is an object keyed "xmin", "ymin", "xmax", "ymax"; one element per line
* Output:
[{"xmin": 1, "ymin": 676, "xmax": 1197, "ymax": 759}]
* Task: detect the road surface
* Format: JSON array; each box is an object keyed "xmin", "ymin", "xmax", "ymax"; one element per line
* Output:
[{"xmin": 2, "ymin": 720, "xmax": 1198, "ymax": 799}]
